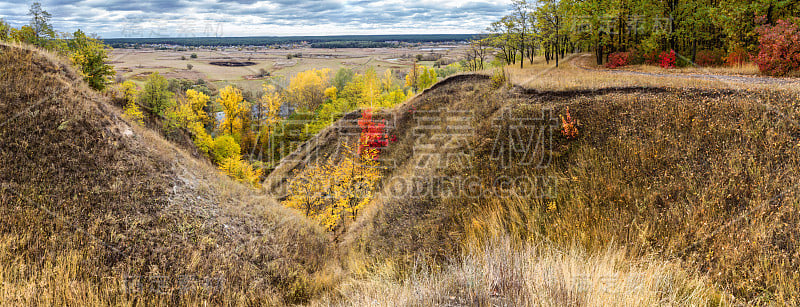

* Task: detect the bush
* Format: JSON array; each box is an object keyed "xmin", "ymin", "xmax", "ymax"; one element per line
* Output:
[
  {"xmin": 637, "ymin": 50, "xmax": 660, "ymax": 66},
  {"xmin": 211, "ymin": 135, "xmax": 241, "ymax": 164},
  {"xmin": 189, "ymin": 122, "xmax": 213, "ymax": 154},
  {"xmin": 626, "ymin": 48, "xmax": 646, "ymax": 65},
  {"xmin": 676, "ymin": 54, "xmax": 693, "ymax": 67},
  {"xmin": 695, "ymin": 50, "xmax": 724, "ymax": 67},
  {"xmin": 605, "ymin": 52, "xmax": 630, "ymax": 68},
  {"xmin": 560, "ymin": 107, "xmax": 578, "ymax": 139},
  {"xmin": 490, "ymin": 68, "xmax": 508, "ymax": 89},
  {"xmin": 357, "ymin": 109, "xmax": 388, "ymax": 159},
  {"xmin": 755, "ymin": 19, "xmax": 800, "ymax": 76},
  {"xmin": 123, "ymin": 101, "xmax": 144, "ymax": 124},
  {"xmin": 218, "ymin": 155, "xmax": 263, "ymax": 188},
  {"xmin": 724, "ymin": 47, "xmax": 750, "ymax": 67},
  {"xmin": 190, "ymin": 53, "xmax": 197, "ymax": 59},
  {"xmin": 659, "ymin": 50, "xmax": 677, "ymax": 68}
]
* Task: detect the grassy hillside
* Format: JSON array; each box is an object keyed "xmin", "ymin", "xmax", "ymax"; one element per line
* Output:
[
  {"xmin": 269, "ymin": 62, "xmax": 800, "ymax": 304},
  {"xmin": 0, "ymin": 43, "xmax": 333, "ymax": 305},
  {"xmin": 4, "ymin": 41, "xmax": 800, "ymax": 305}
]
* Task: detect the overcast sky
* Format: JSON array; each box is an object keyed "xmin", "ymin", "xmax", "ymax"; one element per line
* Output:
[{"xmin": 0, "ymin": 0, "xmax": 512, "ymax": 38}]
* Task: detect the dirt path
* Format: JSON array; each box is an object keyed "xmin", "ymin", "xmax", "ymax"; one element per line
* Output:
[{"xmin": 571, "ymin": 54, "xmax": 800, "ymax": 86}]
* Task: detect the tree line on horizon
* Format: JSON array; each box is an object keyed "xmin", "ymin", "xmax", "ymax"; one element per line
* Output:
[{"xmin": 101, "ymin": 34, "xmax": 477, "ymax": 48}]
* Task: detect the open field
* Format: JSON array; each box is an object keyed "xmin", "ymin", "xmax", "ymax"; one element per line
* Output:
[{"xmin": 111, "ymin": 44, "xmax": 469, "ymax": 92}]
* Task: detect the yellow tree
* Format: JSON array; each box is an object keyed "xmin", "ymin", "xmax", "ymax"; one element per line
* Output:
[
  {"xmin": 381, "ymin": 69, "xmax": 394, "ymax": 92},
  {"xmin": 186, "ymin": 89, "xmax": 211, "ymax": 125},
  {"xmin": 257, "ymin": 84, "xmax": 283, "ymax": 149},
  {"xmin": 360, "ymin": 68, "xmax": 380, "ymax": 108},
  {"xmin": 183, "ymin": 89, "xmax": 213, "ymax": 154},
  {"xmin": 120, "ymin": 81, "xmax": 144, "ymax": 124},
  {"xmin": 405, "ymin": 61, "xmax": 418, "ymax": 91},
  {"xmin": 284, "ymin": 163, "xmax": 331, "ymax": 219},
  {"xmin": 282, "ymin": 142, "xmax": 382, "ymax": 231},
  {"xmin": 405, "ymin": 65, "xmax": 438, "ymax": 92},
  {"xmin": 329, "ymin": 143, "xmax": 382, "ymax": 223},
  {"xmin": 377, "ymin": 89, "xmax": 407, "ymax": 108},
  {"xmin": 259, "ymin": 84, "xmax": 283, "ymax": 127},
  {"xmin": 217, "ymin": 85, "xmax": 245, "ymax": 137},
  {"xmin": 324, "ymin": 86, "xmax": 337, "ymax": 101},
  {"xmin": 286, "ymin": 68, "xmax": 331, "ymax": 110}
]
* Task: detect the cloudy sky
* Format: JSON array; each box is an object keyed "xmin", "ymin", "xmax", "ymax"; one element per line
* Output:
[{"xmin": 0, "ymin": 0, "xmax": 512, "ymax": 38}]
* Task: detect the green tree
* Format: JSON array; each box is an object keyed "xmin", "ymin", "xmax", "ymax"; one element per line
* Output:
[
  {"xmin": 28, "ymin": 2, "xmax": 54, "ymax": 47},
  {"xmin": 68, "ymin": 30, "xmax": 115, "ymax": 91},
  {"xmin": 512, "ymin": 0, "xmax": 531, "ymax": 68},
  {"xmin": 140, "ymin": 72, "xmax": 174, "ymax": 116},
  {"xmin": 0, "ymin": 18, "xmax": 10, "ymax": 41},
  {"xmin": 333, "ymin": 67, "xmax": 355, "ymax": 90},
  {"xmin": 487, "ymin": 16, "xmax": 519, "ymax": 65}
]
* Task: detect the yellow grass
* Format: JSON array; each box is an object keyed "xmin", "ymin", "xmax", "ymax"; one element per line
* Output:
[
  {"xmin": 501, "ymin": 54, "xmax": 800, "ymax": 93},
  {"xmin": 318, "ymin": 236, "xmax": 728, "ymax": 306}
]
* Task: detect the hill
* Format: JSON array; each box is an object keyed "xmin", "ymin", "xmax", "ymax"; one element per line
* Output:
[
  {"xmin": 4, "ymin": 41, "xmax": 800, "ymax": 305},
  {"xmin": 270, "ymin": 65, "xmax": 800, "ymax": 304},
  {"xmin": 0, "ymin": 42, "xmax": 332, "ymax": 305}
]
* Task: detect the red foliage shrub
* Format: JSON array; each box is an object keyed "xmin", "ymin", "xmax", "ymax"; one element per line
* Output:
[
  {"xmin": 659, "ymin": 50, "xmax": 677, "ymax": 68},
  {"xmin": 605, "ymin": 52, "xmax": 631, "ymax": 68},
  {"xmin": 755, "ymin": 19, "xmax": 800, "ymax": 76},
  {"xmin": 358, "ymin": 109, "xmax": 389, "ymax": 159},
  {"xmin": 560, "ymin": 107, "xmax": 579, "ymax": 139},
  {"xmin": 695, "ymin": 50, "xmax": 724, "ymax": 67}
]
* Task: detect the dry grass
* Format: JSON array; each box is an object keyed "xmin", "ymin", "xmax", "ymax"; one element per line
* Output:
[
  {"xmin": 110, "ymin": 45, "xmax": 468, "ymax": 86},
  {"xmin": 505, "ymin": 54, "xmax": 800, "ymax": 93},
  {"xmin": 627, "ymin": 63, "xmax": 762, "ymax": 76},
  {"xmin": 460, "ymin": 87, "xmax": 800, "ymax": 304},
  {"xmin": 0, "ymin": 42, "xmax": 335, "ymax": 305},
  {"xmin": 319, "ymin": 236, "xmax": 726, "ymax": 306},
  {"xmin": 273, "ymin": 67, "xmax": 800, "ymax": 304}
]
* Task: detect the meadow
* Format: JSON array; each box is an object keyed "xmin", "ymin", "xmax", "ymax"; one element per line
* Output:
[{"xmin": 110, "ymin": 44, "xmax": 468, "ymax": 93}]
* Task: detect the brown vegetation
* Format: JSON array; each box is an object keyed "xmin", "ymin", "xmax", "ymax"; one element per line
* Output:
[
  {"xmin": 0, "ymin": 42, "xmax": 332, "ymax": 305},
  {"xmin": 270, "ymin": 63, "xmax": 800, "ymax": 304}
]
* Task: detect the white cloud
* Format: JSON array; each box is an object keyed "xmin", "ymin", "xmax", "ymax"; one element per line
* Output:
[{"xmin": 0, "ymin": 0, "xmax": 512, "ymax": 37}]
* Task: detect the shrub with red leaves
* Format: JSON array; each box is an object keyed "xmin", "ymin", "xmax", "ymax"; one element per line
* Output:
[
  {"xmin": 695, "ymin": 50, "xmax": 724, "ymax": 67},
  {"xmin": 560, "ymin": 107, "xmax": 579, "ymax": 139},
  {"xmin": 659, "ymin": 50, "xmax": 677, "ymax": 68},
  {"xmin": 358, "ymin": 109, "xmax": 389, "ymax": 159},
  {"xmin": 755, "ymin": 19, "xmax": 800, "ymax": 76},
  {"xmin": 605, "ymin": 52, "xmax": 631, "ymax": 68}
]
